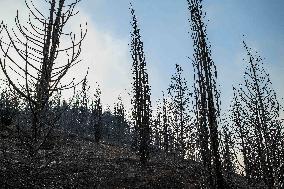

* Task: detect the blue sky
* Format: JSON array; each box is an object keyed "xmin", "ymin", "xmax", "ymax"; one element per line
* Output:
[
  {"xmin": 77, "ymin": 0, "xmax": 284, "ymax": 112},
  {"xmin": 0, "ymin": 0, "xmax": 284, "ymax": 114}
]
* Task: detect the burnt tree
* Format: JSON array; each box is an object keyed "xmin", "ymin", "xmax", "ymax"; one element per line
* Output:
[
  {"xmin": 152, "ymin": 102, "xmax": 162, "ymax": 149},
  {"xmin": 168, "ymin": 64, "xmax": 193, "ymax": 157},
  {"xmin": 220, "ymin": 120, "xmax": 236, "ymax": 187},
  {"xmin": 0, "ymin": 0, "xmax": 87, "ymax": 156},
  {"xmin": 78, "ymin": 75, "xmax": 90, "ymax": 132},
  {"xmin": 130, "ymin": 5, "xmax": 152, "ymax": 165},
  {"xmin": 161, "ymin": 92, "xmax": 170, "ymax": 152},
  {"xmin": 188, "ymin": 0, "xmax": 225, "ymax": 188},
  {"xmin": 114, "ymin": 95, "xmax": 129, "ymax": 144},
  {"xmin": 230, "ymin": 87, "xmax": 255, "ymax": 184},
  {"xmin": 233, "ymin": 41, "xmax": 284, "ymax": 188},
  {"xmin": 91, "ymin": 87, "xmax": 102, "ymax": 143}
]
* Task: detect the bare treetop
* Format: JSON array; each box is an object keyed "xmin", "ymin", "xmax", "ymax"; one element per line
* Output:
[{"xmin": 0, "ymin": 0, "xmax": 87, "ymax": 101}]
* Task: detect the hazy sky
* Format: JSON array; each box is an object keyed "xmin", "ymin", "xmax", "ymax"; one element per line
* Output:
[{"xmin": 0, "ymin": 0, "xmax": 284, "ymax": 115}]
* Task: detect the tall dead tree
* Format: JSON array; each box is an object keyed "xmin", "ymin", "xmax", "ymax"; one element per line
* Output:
[
  {"xmin": 0, "ymin": 0, "xmax": 87, "ymax": 156},
  {"xmin": 233, "ymin": 41, "xmax": 284, "ymax": 188},
  {"xmin": 168, "ymin": 64, "xmax": 193, "ymax": 157},
  {"xmin": 188, "ymin": 0, "xmax": 225, "ymax": 188},
  {"xmin": 130, "ymin": 5, "xmax": 152, "ymax": 165}
]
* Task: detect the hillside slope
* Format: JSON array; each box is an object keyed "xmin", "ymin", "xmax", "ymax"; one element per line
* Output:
[{"xmin": 0, "ymin": 129, "xmax": 251, "ymax": 188}]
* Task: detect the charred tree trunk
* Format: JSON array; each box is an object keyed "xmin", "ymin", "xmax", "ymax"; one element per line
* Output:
[
  {"xmin": 233, "ymin": 41, "xmax": 284, "ymax": 188},
  {"xmin": 188, "ymin": 0, "xmax": 225, "ymax": 188},
  {"xmin": 0, "ymin": 0, "xmax": 87, "ymax": 156},
  {"xmin": 130, "ymin": 5, "xmax": 152, "ymax": 165},
  {"xmin": 168, "ymin": 64, "xmax": 192, "ymax": 157}
]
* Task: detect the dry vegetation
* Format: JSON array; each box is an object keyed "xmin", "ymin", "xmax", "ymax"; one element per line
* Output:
[{"xmin": 1, "ymin": 127, "xmax": 252, "ymax": 189}]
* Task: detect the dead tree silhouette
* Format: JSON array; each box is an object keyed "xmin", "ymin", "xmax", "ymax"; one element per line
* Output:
[
  {"xmin": 130, "ymin": 5, "xmax": 152, "ymax": 165},
  {"xmin": 90, "ymin": 86, "xmax": 102, "ymax": 143},
  {"xmin": 0, "ymin": 0, "xmax": 87, "ymax": 156},
  {"xmin": 168, "ymin": 64, "xmax": 193, "ymax": 157},
  {"xmin": 114, "ymin": 95, "xmax": 129, "ymax": 144},
  {"xmin": 230, "ymin": 88, "xmax": 252, "ymax": 183},
  {"xmin": 188, "ymin": 0, "xmax": 225, "ymax": 188},
  {"xmin": 232, "ymin": 41, "xmax": 284, "ymax": 188},
  {"xmin": 219, "ymin": 119, "xmax": 236, "ymax": 187}
]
